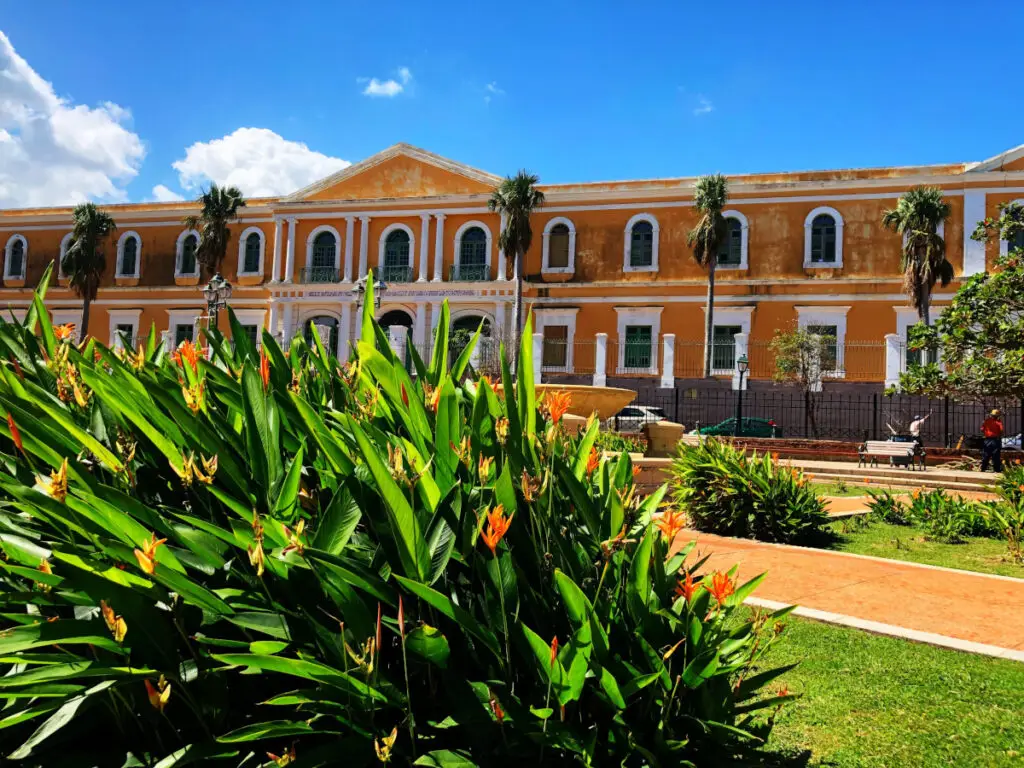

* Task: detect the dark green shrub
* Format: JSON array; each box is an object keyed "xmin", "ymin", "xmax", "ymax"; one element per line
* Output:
[
  {"xmin": 593, "ymin": 430, "xmax": 646, "ymax": 454},
  {"xmin": 669, "ymin": 438, "xmax": 828, "ymax": 543},
  {"xmin": 997, "ymin": 463, "xmax": 1024, "ymax": 508},
  {"xmin": 867, "ymin": 488, "xmax": 912, "ymax": 525},
  {"xmin": 0, "ymin": 268, "xmax": 795, "ymax": 766},
  {"xmin": 906, "ymin": 489, "xmax": 990, "ymax": 542}
]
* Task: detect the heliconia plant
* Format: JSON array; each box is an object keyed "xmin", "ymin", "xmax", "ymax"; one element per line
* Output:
[{"xmin": 0, "ymin": 264, "xmax": 794, "ymax": 766}]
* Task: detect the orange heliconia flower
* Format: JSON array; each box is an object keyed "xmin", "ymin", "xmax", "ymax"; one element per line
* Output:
[
  {"xmin": 494, "ymin": 417, "xmax": 509, "ymax": 444},
  {"xmin": 374, "ymin": 726, "xmax": 398, "ymax": 763},
  {"xmin": 53, "ymin": 323, "xmax": 76, "ymax": 342},
  {"xmin": 674, "ymin": 570, "xmax": 697, "ymax": 603},
  {"xmin": 478, "ymin": 374, "xmax": 494, "ymax": 390},
  {"xmin": 653, "ymin": 508, "xmax": 686, "ymax": 542},
  {"xmin": 400, "ymin": 382, "xmax": 409, "ymax": 407},
  {"xmin": 9, "ymin": 355, "xmax": 23, "ymax": 380},
  {"xmin": 281, "ymin": 520, "xmax": 306, "ymax": 556},
  {"xmin": 145, "ymin": 675, "xmax": 171, "ymax": 713},
  {"xmin": 397, "ymin": 594, "xmax": 405, "ymax": 639},
  {"xmin": 521, "ymin": 471, "xmax": 539, "ymax": 502},
  {"xmin": 36, "ymin": 458, "xmax": 69, "ymax": 503},
  {"xmin": 777, "ymin": 686, "xmax": 790, "ymax": 697},
  {"xmin": 100, "ymin": 599, "xmax": 127, "ymax": 643},
  {"xmin": 707, "ymin": 571, "xmax": 736, "ymax": 606},
  {"xmin": 425, "ymin": 383, "xmax": 442, "ymax": 413},
  {"xmin": 542, "ymin": 391, "xmax": 573, "ymax": 426},
  {"xmin": 489, "ymin": 689, "xmax": 505, "ymax": 724},
  {"xmin": 7, "ymin": 413, "xmax": 23, "ymax": 454},
  {"xmin": 134, "ymin": 533, "xmax": 167, "ymax": 575},
  {"xmin": 259, "ymin": 348, "xmax": 271, "ymax": 391},
  {"xmin": 586, "ymin": 447, "xmax": 600, "ymax": 477},
  {"xmin": 480, "ymin": 504, "xmax": 513, "ymax": 557},
  {"xmin": 478, "ymin": 454, "xmax": 494, "ymax": 481},
  {"xmin": 549, "ymin": 636, "xmax": 559, "ymax": 669},
  {"xmin": 172, "ymin": 339, "xmax": 203, "ymax": 374},
  {"xmin": 266, "ymin": 746, "xmax": 297, "ymax": 766}
]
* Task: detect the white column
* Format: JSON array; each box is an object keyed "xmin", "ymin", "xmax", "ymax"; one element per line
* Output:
[
  {"xmin": 660, "ymin": 333, "xmax": 676, "ymax": 389},
  {"xmin": 268, "ymin": 302, "xmax": 280, "ymax": 340},
  {"xmin": 284, "ymin": 217, "xmax": 296, "ymax": 283},
  {"xmin": 413, "ymin": 301, "xmax": 426, "ymax": 349},
  {"xmin": 532, "ymin": 332, "xmax": 543, "ymax": 385},
  {"xmin": 418, "ymin": 214, "xmax": 430, "ymax": 282},
  {"xmin": 731, "ymin": 332, "xmax": 749, "ymax": 391},
  {"xmin": 885, "ymin": 332, "xmax": 902, "ymax": 388},
  {"xmin": 343, "ymin": 216, "xmax": 355, "ymax": 282},
  {"xmin": 161, "ymin": 329, "xmax": 172, "ymax": 353},
  {"xmin": 963, "ymin": 191, "xmax": 987, "ymax": 275},
  {"xmin": 358, "ymin": 216, "xmax": 370, "ymax": 279},
  {"xmin": 282, "ymin": 304, "xmax": 294, "ymax": 343},
  {"xmin": 593, "ymin": 333, "xmax": 608, "ymax": 387},
  {"xmin": 496, "ymin": 213, "xmax": 507, "ymax": 281},
  {"xmin": 271, "ymin": 218, "xmax": 283, "ymax": 283},
  {"xmin": 339, "ymin": 303, "xmax": 352, "ymax": 362},
  {"xmin": 388, "ymin": 325, "xmax": 409, "ymax": 362},
  {"xmin": 432, "ymin": 214, "xmax": 446, "ymax": 281},
  {"xmin": 493, "ymin": 301, "xmax": 505, "ymax": 340}
]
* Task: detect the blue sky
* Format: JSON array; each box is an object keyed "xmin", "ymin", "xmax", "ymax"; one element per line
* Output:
[{"xmin": 2, "ymin": 0, "xmax": 1022, "ymax": 207}]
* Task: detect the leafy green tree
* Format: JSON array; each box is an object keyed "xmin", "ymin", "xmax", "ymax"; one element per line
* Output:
[
  {"xmin": 62, "ymin": 202, "xmax": 116, "ymax": 337},
  {"xmin": 899, "ymin": 201, "xmax": 1024, "ymax": 400},
  {"xmin": 770, "ymin": 325, "xmax": 837, "ymax": 438},
  {"xmin": 881, "ymin": 186, "xmax": 953, "ymax": 326},
  {"xmin": 489, "ymin": 171, "xmax": 545, "ymax": 367},
  {"xmin": 183, "ymin": 183, "xmax": 246, "ymax": 277},
  {"xmin": 687, "ymin": 174, "xmax": 729, "ymax": 377}
]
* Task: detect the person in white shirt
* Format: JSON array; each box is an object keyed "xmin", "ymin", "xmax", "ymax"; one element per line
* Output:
[{"xmin": 909, "ymin": 413, "xmax": 929, "ymax": 438}]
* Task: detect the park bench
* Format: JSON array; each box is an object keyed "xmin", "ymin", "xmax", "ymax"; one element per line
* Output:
[
  {"xmin": 678, "ymin": 433, "xmax": 703, "ymax": 447},
  {"xmin": 858, "ymin": 440, "xmax": 925, "ymax": 470}
]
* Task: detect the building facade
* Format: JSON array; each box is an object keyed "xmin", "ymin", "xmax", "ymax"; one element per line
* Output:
[{"xmin": 3, "ymin": 142, "xmax": 1024, "ymax": 389}]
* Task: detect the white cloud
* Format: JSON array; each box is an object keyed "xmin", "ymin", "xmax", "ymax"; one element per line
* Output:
[
  {"xmin": 151, "ymin": 184, "xmax": 184, "ymax": 202},
  {"xmin": 693, "ymin": 97, "xmax": 714, "ymax": 116},
  {"xmin": 362, "ymin": 66, "xmax": 412, "ymax": 97},
  {"xmin": 0, "ymin": 30, "xmax": 145, "ymax": 208},
  {"xmin": 484, "ymin": 81, "xmax": 505, "ymax": 104},
  {"xmin": 171, "ymin": 127, "xmax": 350, "ymax": 197}
]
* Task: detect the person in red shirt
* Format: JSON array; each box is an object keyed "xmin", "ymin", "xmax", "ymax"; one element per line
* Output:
[{"xmin": 981, "ymin": 409, "xmax": 1004, "ymax": 472}]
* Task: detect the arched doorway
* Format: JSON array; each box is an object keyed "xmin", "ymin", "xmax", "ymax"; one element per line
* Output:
[
  {"xmin": 451, "ymin": 314, "xmax": 494, "ymax": 372},
  {"xmin": 303, "ymin": 315, "xmax": 339, "ymax": 355},
  {"xmin": 378, "ymin": 309, "xmax": 414, "ymax": 368}
]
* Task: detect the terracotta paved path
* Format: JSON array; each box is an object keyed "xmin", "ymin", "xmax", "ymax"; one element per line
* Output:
[{"xmin": 678, "ymin": 530, "xmax": 1024, "ymax": 660}]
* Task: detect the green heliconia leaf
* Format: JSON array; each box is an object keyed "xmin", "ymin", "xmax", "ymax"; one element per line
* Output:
[
  {"xmin": 521, "ymin": 623, "xmax": 568, "ymax": 700},
  {"xmin": 428, "ymin": 301, "xmax": 451, "ymax": 383},
  {"xmin": 450, "ymin": 320, "xmax": 483, "ymax": 381},
  {"xmin": 727, "ymin": 572, "xmax": 767, "ymax": 608},
  {"xmin": 681, "ymin": 649, "xmax": 720, "ymax": 689},
  {"xmin": 0, "ymin": 622, "xmax": 122, "ymax": 655},
  {"xmin": 33, "ymin": 294, "xmax": 57, "ymax": 361},
  {"xmin": 405, "ymin": 624, "xmax": 450, "ymax": 668},
  {"xmin": 572, "ymin": 415, "xmax": 600, "ymax": 481},
  {"xmin": 249, "ymin": 641, "xmax": 289, "ymax": 655},
  {"xmin": 413, "ymin": 750, "xmax": 479, "ymax": 767},
  {"xmin": 313, "ymin": 486, "xmax": 361, "ymax": 555},
  {"xmin": 516, "ymin": 313, "xmax": 536, "ymax": 441},
  {"xmin": 626, "ymin": 525, "xmax": 655, "ymax": 624},
  {"xmin": 240, "ymin": 363, "xmax": 272, "ymax": 494},
  {"xmin": 212, "ymin": 654, "xmax": 391, "ymax": 702},
  {"xmin": 152, "ymin": 744, "xmax": 242, "ymax": 768},
  {"xmin": 216, "ymin": 720, "xmax": 321, "ymax": 743},
  {"xmin": 226, "ymin": 612, "xmax": 289, "ymax": 640},
  {"xmin": 9, "ymin": 680, "xmax": 116, "ymax": 759},
  {"xmin": 273, "ymin": 443, "xmax": 304, "ymax": 519},
  {"xmin": 599, "ymin": 665, "xmax": 626, "ymax": 709},
  {"xmin": 394, "ymin": 576, "xmax": 501, "ymax": 660}
]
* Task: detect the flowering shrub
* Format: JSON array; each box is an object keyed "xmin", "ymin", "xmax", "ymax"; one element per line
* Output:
[
  {"xmin": 669, "ymin": 438, "xmax": 828, "ymax": 542},
  {"xmin": 866, "ymin": 488, "xmax": 913, "ymax": 525},
  {"xmin": 593, "ymin": 430, "xmax": 647, "ymax": 455},
  {"xmin": 0, "ymin": 268, "xmax": 793, "ymax": 765}
]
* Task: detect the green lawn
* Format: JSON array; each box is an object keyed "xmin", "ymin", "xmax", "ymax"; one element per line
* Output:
[
  {"xmin": 823, "ymin": 519, "xmax": 1024, "ymax": 578},
  {"xmin": 761, "ymin": 617, "xmax": 1024, "ymax": 766},
  {"xmin": 811, "ymin": 482, "xmax": 872, "ymax": 497}
]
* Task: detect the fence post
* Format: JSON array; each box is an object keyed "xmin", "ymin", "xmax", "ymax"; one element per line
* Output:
[
  {"xmin": 872, "ymin": 392, "xmax": 879, "ymax": 440},
  {"xmin": 532, "ymin": 333, "xmax": 543, "ymax": 385},
  {"xmin": 660, "ymin": 334, "xmax": 675, "ymax": 389},
  {"xmin": 884, "ymin": 333, "xmax": 902, "ymax": 388},
  {"xmin": 944, "ymin": 396, "xmax": 951, "ymax": 448},
  {"xmin": 731, "ymin": 332, "xmax": 749, "ymax": 391},
  {"xmin": 594, "ymin": 333, "xmax": 607, "ymax": 387}
]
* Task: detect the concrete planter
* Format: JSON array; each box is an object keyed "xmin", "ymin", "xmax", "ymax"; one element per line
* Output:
[{"xmin": 642, "ymin": 420, "xmax": 686, "ymax": 458}]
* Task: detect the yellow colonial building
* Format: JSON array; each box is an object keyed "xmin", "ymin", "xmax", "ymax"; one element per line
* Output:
[{"xmin": 3, "ymin": 142, "xmax": 1024, "ymax": 391}]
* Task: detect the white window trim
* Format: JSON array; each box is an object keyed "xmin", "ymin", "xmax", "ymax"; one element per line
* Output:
[
  {"xmin": 999, "ymin": 198, "xmax": 1024, "ymax": 257},
  {"xmin": 541, "ymin": 216, "xmax": 576, "ymax": 274},
  {"xmin": 115, "ymin": 230, "xmax": 142, "ymax": 278},
  {"xmin": 233, "ymin": 309, "xmax": 267, "ymax": 348},
  {"xmin": 58, "ymin": 233, "xmax": 73, "ymax": 278},
  {"xmin": 108, "ymin": 309, "xmax": 142, "ymax": 350},
  {"xmin": 237, "ymin": 226, "xmax": 266, "ymax": 277},
  {"xmin": 4, "ymin": 234, "xmax": 27, "ymax": 279},
  {"xmin": 623, "ymin": 213, "xmax": 659, "ymax": 273},
  {"xmin": 306, "ymin": 224, "xmax": 341, "ymax": 272},
  {"xmin": 796, "ymin": 305, "xmax": 851, "ymax": 378},
  {"xmin": 51, "ymin": 310, "xmax": 81, "ymax": 342},
  {"xmin": 166, "ymin": 309, "xmax": 202, "ymax": 351},
  {"xmin": 803, "ymin": 206, "xmax": 844, "ymax": 268},
  {"xmin": 615, "ymin": 306, "xmax": 663, "ymax": 375},
  {"xmin": 377, "ymin": 223, "xmax": 416, "ymax": 272},
  {"xmin": 718, "ymin": 210, "xmax": 749, "ymax": 270},
  {"xmin": 703, "ymin": 306, "xmax": 753, "ymax": 376},
  {"xmin": 895, "ymin": 305, "xmax": 946, "ymax": 371},
  {"xmin": 452, "ymin": 220, "xmax": 493, "ymax": 275},
  {"xmin": 534, "ymin": 307, "xmax": 579, "ymax": 373},
  {"xmin": 175, "ymin": 229, "xmax": 201, "ymax": 277}
]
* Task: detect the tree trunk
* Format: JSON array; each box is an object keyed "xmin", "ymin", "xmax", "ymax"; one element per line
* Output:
[
  {"xmin": 920, "ymin": 283, "xmax": 931, "ymax": 327},
  {"xmin": 702, "ymin": 261, "xmax": 717, "ymax": 378},
  {"xmin": 80, "ymin": 297, "xmax": 91, "ymax": 339},
  {"xmin": 806, "ymin": 389, "xmax": 820, "ymax": 438},
  {"xmin": 510, "ymin": 247, "xmax": 524, "ymax": 374}
]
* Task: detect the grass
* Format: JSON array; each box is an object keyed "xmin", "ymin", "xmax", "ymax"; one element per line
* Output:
[
  {"xmin": 811, "ymin": 482, "xmax": 872, "ymax": 497},
  {"xmin": 761, "ymin": 616, "xmax": 1024, "ymax": 766},
  {"xmin": 822, "ymin": 519, "xmax": 1024, "ymax": 579}
]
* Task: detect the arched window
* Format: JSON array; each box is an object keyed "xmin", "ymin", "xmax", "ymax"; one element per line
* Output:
[
  {"xmin": 383, "ymin": 230, "xmax": 412, "ymax": 282},
  {"xmin": 717, "ymin": 219, "xmax": 743, "ymax": 267},
  {"xmin": 810, "ymin": 215, "xmax": 836, "ymax": 264},
  {"xmin": 178, "ymin": 233, "xmax": 199, "ymax": 276},
  {"xmin": 117, "ymin": 232, "xmax": 141, "ymax": 277},
  {"xmin": 624, "ymin": 214, "xmax": 659, "ymax": 272},
  {"xmin": 303, "ymin": 315, "xmax": 339, "ymax": 354},
  {"xmin": 5, "ymin": 235, "xmax": 26, "ymax": 279},
  {"xmin": 543, "ymin": 217, "xmax": 576, "ymax": 274},
  {"xmin": 308, "ymin": 231, "xmax": 337, "ymax": 283},
  {"xmin": 243, "ymin": 232, "xmax": 261, "ymax": 274},
  {"xmin": 549, "ymin": 224, "xmax": 570, "ymax": 268},
  {"xmin": 458, "ymin": 227, "xmax": 488, "ymax": 281}
]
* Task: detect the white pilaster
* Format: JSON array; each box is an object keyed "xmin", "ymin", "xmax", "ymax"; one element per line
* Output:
[
  {"xmin": 271, "ymin": 218, "xmax": 283, "ymax": 283},
  {"xmin": 731, "ymin": 332, "xmax": 749, "ymax": 391},
  {"xmin": 161, "ymin": 330, "xmax": 172, "ymax": 353},
  {"xmin": 284, "ymin": 217, "xmax": 296, "ymax": 283},
  {"xmin": 885, "ymin": 332, "xmax": 902, "ymax": 388},
  {"xmin": 339, "ymin": 303, "xmax": 352, "ymax": 361},
  {"xmin": 496, "ymin": 212, "xmax": 507, "ymax": 281},
  {"xmin": 358, "ymin": 216, "xmax": 370, "ymax": 279},
  {"xmin": 418, "ymin": 214, "xmax": 430, "ymax": 282},
  {"xmin": 660, "ymin": 333, "xmax": 676, "ymax": 389},
  {"xmin": 532, "ymin": 333, "xmax": 543, "ymax": 385},
  {"xmin": 388, "ymin": 325, "xmax": 409, "ymax": 362},
  {"xmin": 344, "ymin": 216, "xmax": 355, "ymax": 282},
  {"xmin": 963, "ymin": 191, "xmax": 987, "ymax": 275},
  {"xmin": 268, "ymin": 303, "xmax": 279, "ymax": 339},
  {"xmin": 432, "ymin": 214, "xmax": 446, "ymax": 281},
  {"xmin": 413, "ymin": 302, "xmax": 426, "ymax": 349},
  {"xmin": 594, "ymin": 333, "xmax": 608, "ymax": 387},
  {"xmin": 282, "ymin": 304, "xmax": 294, "ymax": 343},
  {"xmin": 493, "ymin": 301, "xmax": 505, "ymax": 339}
]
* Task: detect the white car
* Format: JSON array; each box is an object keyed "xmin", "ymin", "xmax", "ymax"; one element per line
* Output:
[
  {"xmin": 1003, "ymin": 433, "xmax": 1022, "ymax": 450},
  {"xmin": 611, "ymin": 406, "xmax": 667, "ymax": 432}
]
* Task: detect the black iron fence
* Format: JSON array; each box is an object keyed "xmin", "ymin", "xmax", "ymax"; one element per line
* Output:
[{"xmin": 619, "ymin": 385, "xmax": 1023, "ymax": 446}]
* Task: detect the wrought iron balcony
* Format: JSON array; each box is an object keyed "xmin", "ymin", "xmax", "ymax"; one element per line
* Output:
[
  {"xmin": 449, "ymin": 264, "xmax": 489, "ymax": 282},
  {"xmin": 300, "ymin": 266, "xmax": 341, "ymax": 284},
  {"xmin": 380, "ymin": 265, "xmax": 414, "ymax": 283}
]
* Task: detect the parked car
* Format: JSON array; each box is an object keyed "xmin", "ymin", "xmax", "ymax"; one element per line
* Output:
[
  {"xmin": 694, "ymin": 417, "xmax": 781, "ymax": 438},
  {"xmin": 611, "ymin": 406, "xmax": 667, "ymax": 431}
]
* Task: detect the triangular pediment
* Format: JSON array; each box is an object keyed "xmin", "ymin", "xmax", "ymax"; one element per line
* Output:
[
  {"xmin": 967, "ymin": 142, "xmax": 1024, "ymax": 173},
  {"xmin": 285, "ymin": 144, "xmax": 501, "ymax": 201}
]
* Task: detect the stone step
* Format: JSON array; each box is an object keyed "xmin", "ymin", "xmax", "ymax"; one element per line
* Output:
[{"xmin": 804, "ymin": 471, "xmax": 990, "ymax": 494}]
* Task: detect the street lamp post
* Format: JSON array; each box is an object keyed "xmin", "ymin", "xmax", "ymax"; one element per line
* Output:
[
  {"xmin": 733, "ymin": 354, "xmax": 749, "ymax": 438},
  {"xmin": 203, "ymin": 273, "xmax": 233, "ymax": 333},
  {"xmin": 351, "ymin": 269, "xmax": 388, "ymax": 314}
]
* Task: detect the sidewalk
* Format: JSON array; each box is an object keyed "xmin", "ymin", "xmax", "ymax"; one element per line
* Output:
[{"xmin": 678, "ymin": 530, "xmax": 1024, "ymax": 661}]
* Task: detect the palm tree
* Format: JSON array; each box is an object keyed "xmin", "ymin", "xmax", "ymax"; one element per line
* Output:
[
  {"xmin": 882, "ymin": 186, "xmax": 953, "ymax": 326},
  {"xmin": 686, "ymin": 174, "xmax": 730, "ymax": 377},
  {"xmin": 183, "ymin": 184, "xmax": 246, "ymax": 277},
  {"xmin": 488, "ymin": 171, "xmax": 545, "ymax": 365},
  {"xmin": 62, "ymin": 203, "xmax": 116, "ymax": 337}
]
